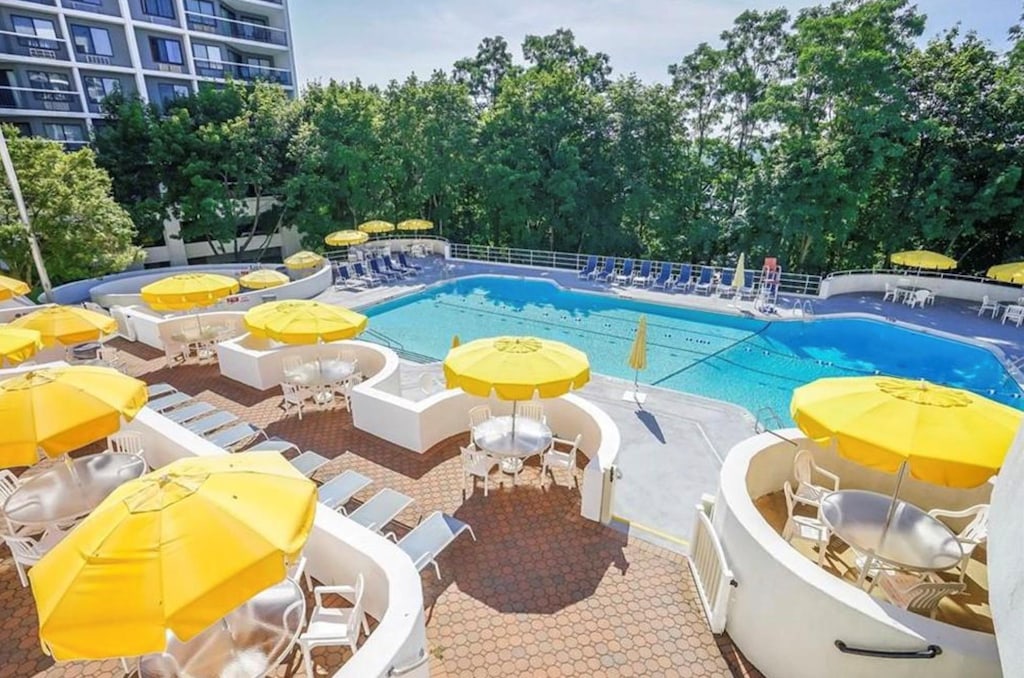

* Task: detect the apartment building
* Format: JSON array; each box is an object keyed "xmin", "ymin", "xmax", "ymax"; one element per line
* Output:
[{"xmin": 0, "ymin": 0, "xmax": 296, "ymax": 145}]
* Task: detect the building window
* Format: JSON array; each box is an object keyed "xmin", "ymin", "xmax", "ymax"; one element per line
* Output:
[
  {"xmin": 28, "ymin": 71, "xmax": 71, "ymax": 91},
  {"xmin": 83, "ymin": 76, "xmax": 120, "ymax": 104},
  {"xmin": 43, "ymin": 123, "xmax": 85, "ymax": 143},
  {"xmin": 11, "ymin": 16, "xmax": 59, "ymax": 49},
  {"xmin": 156, "ymin": 82, "xmax": 190, "ymax": 107},
  {"xmin": 70, "ymin": 25, "xmax": 113, "ymax": 57},
  {"xmin": 149, "ymin": 37, "xmax": 183, "ymax": 64},
  {"xmin": 185, "ymin": 0, "xmax": 216, "ymax": 26},
  {"xmin": 141, "ymin": 0, "xmax": 176, "ymax": 19},
  {"xmin": 192, "ymin": 43, "xmax": 224, "ymax": 75}
]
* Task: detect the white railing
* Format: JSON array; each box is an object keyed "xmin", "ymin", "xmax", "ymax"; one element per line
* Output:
[
  {"xmin": 688, "ymin": 498, "xmax": 734, "ymax": 634},
  {"xmin": 184, "ymin": 11, "xmax": 288, "ymax": 46}
]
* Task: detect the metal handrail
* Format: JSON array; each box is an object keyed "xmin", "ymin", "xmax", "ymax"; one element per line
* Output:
[
  {"xmin": 826, "ymin": 268, "xmax": 995, "ymax": 284},
  {"xmin": 834, "ymin": 640, "xmax": 941, "ymax": 659},
  {"xmin": 387, "ymin": 649, "xmax": 429, "ymax": 676}
]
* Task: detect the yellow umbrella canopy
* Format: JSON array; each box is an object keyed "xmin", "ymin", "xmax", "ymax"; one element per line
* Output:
[
  {"xmin": 397, "ymin": 219, "xmax": 434, "ymax": 232},
  {"xmin": 141, "ymin": 273, "xmax": 239, "ymax": 312},
  {"xmin": 357, "ymin": 220, "xmax": 396, "ymax": 234},
  {"xmin": 30, "ymin": 452, "xmax": 316, "ymax": 660},
  {"xmin": 791, "ymin": 376, "xmax": 1022, "ymax": 488},
  {"xmin": 238, "ymin": 269, "xmax": 290, "ymax": 290},
  {"xmin": 324, "ymin": 230, "xmax": 370, "ymax": 247},
  {"xmin": 987, "ymin": 262, "xmax": 1024, "ymax": 284},
  {"xmin": 10, "ymin": 306, "xmax": 116, "ymax": 346},
  {"xmin": 444, "ymin": 336, "xmax": 590, "ymax": 400},
  {"xmin": 283, "ymin": 251, "xmax": 324, "ymax": 270},
  {"xmin": 0, "ymin": 274, "xmax": 30, "ymax": 300},
  {"xmin": 0, "ymin": 366, "xmax": 148, "ymax": 467},
  {"xmin": 890, "ymin": 250, "xmax": 957, "ymax": 270},
  {"xmin": 244, "ymin": 299, "xmax": 368, "ymax": 344},
  {"xmin": 0, "ymin": 326, "xmax": 42, "ymax": 364}
]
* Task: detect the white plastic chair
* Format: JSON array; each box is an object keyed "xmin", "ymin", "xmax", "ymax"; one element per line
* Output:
[
  {"xmin": 883, "ymin": 283, "xmax": 898, "ymax": 302},
  {"xmin": 5, "ymin": 528, "xmax": 67, "ymax": 587},
  {"xmin": 468, "ymin": 405, "xmax": 492, "ymax": 443},
  {"xmin": 280, "ymin": 382, "xmax": 313, "ymax": 420},
  {"xmin": 461, "ymin": 444, "xmax": 499, "ymax": 498},
  {"xmin": 98, "ymin": 345, "xmax": 125, "ymax": 372},
  {"xmin": 928, "ymin": 504, "xmax": 988, "ymax": 582},
  {"xmin": 782, "ymin": 481, "xmax": 831, "ymax": 567},
  {"xmin": 871, "ymin": 570, "xmax": 965, "ymax": 618},
  {"xmin": 164, "ymin": 340, "xmax": 187, "ymax": 369},
  {"xmin": 792, "ymin": 449, "xmax": 839, "ymax": 509},
  {"xmin": 287, "ymin": 554, "xmax": 313, "ymax": 591},
  {"xmin": 517, "ymin": 402, "xmax": 545, "ymax": 424},
  {"xmin": 1003, "ymin": 305, "xmax": 1024, "ymax": 326},
  {"xmin": 0, "ymin": 469, "xmax": 19, "ymax": 501},
  {"xmin": 541, "ymin": 434, "xmax": 582, "ymax": 488},
  {"xmin": 978, "ymin": 296, "xmax": 999, "ymax": 318},
  {"xmin": 298, "ymin": 575, "xmax": 369, "ymax": 674},
  {"xmin": 106, "ymin": 431, "xmax": 147, "ymax": 472},
  {"xmin": 905, "ymin": 289, "xmax": 931, "ymax": 309},
  {"xmin": 282, "ymin": 355, "xmax": 304, "ymax": 377}
]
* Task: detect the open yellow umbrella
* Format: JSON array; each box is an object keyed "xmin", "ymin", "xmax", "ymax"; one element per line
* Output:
[
  {"xmin": 325, "ymin": 230, "xmax": 370, "ymax": 247},
  {"xmin": 357, "ymin": 220, "xmax": 396, "ymax": 235},
  {"xmin": 627, "ymin": 315, "xmax": 647, "ymax": 397},
  {"xmin": 30, "ymin": 452, "xmax": 316, "ymax": 660},
  {"xmin": 283, "ymin": 251, "xmax": 324, "ymax": 270},
  {"xmin": 10, "ymin": 306, "xmax": 116, "ymax": 346},
  {"xmin": 238, "ymin": 269, "xmax": 289, "ymax": 290},
  {"xmin": 0, "ymin": 366, "xmax": 148, "ymax": 467},
  {"xmin": 0, "ymin": 326, "xmax": 42, "ymax": 365},
  {"xmin": 244, "ymin": 299, "xmax": 367, "ymax": 344},
  {"xmin": 397, "ymin": 219, "xmax": 433, "ymax": 232},
  {"xmin": 141, "ymin": 273, "xmax": 239, "ymax": 312},
  {"xmin": 890, "ymin": 250, "xmax": 957, "ymax": 270},
  {"xmin": 0, "ymin": 274, "xmax": 30, "ymax": 301},
  {"xmin": 987, "ymin": 262, "xmax": 1024, "ymax": 284}
]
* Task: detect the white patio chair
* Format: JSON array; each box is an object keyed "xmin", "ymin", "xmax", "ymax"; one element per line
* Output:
[
  {"xmin": 782, "ymin": 481, "xmax": 831, "ymax": 567},
  {"xmin": 280, "ymin": 382, "xmax": 313, "ymax": 420},
  {"xmin": 106, "ymin": 431, "xmax": 148, "ymax": 472},
  {"xmin": 541, "ymin": 434, "xmax": 583, "ymax": 488},
  {"xmin": 281, "ymin": 355, "xmax": 304, "ymax": 377},
  {"xmin": 461, "ymin": 444, "xmax": 499, "ymax": 498},
  {"xmin": 287, "ymin": 554, "xmax": 313, "ymax": 591},
  {"xmin": 978, "ymin": 295, "xmax": 1000, "ymax": 318},
  {"xmin": 792, "ymin": 449, "xmax": 839, "ymax": 509},
  {"xmin": 905, "ymin": 289, "xmax": 931, "ymax": 309},
  {"xmin": 298, "ymin": 575, "xmax": 369, "ymax": 674},
  {"xmin": 0, "ymin": 469, "xmax": 19, "ymax": 501},
  {"xmin": 871, "ymin": 570, "xmax": 965, "ymax": 618},
  {"xmin": 928, "ymin": 504, "xmax": 988, "ymax": 583},
  {"xmin": 389, "ymin": 511, "xmax": 476, "ymax": 580},
  {"xmin": 1003, "ymin": 305, "xmax": 1024, "ymax": 327},
  {"xmin": 468, "ymin": 405, "xmax": 492, "ymax": 443},
  {"xmin": 98, "ymin": 345, "xmax": 126, "ymax": 372},
  {"xmin": 164, "ymin": 340, "xmax": 187, "ymax": 369},
  {"xmin": 883, "ymin": 283, "xmax": 898, "ymax": 302},
  {"xmin": 5, "ymin": 528, "xmax": 67, "ymax": 587},
  {"xmin": 517, "ymin": 402, "xmax": 546, "ymax": 424}
]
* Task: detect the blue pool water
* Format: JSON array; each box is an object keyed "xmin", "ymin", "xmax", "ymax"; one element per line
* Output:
[{"xmin": 364, "ymin": 276, "xmax": 1024, "ymax": 420}]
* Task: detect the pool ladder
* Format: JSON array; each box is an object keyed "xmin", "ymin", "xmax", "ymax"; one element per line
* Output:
[
  {"xmin": 793, "ymin": 299, "xmax": 814, "ymax": 320},
  {"xmin": 754, "ymin": 407, "xmax": 785, "ymax": 434}
]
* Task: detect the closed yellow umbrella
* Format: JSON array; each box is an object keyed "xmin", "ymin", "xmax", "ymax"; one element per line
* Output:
[
  {"xmin": 10, "ymin": 306, "xmax": 116, "ymax": 346},
  {"xmin": 451, "ymin": 334, "xmax": 461, "ymax": 348},
  {"xmin": 627, "ymin": 315, "xmax": 647, "ymax": 394},
  {"xmin": 0, "ymin": 274, "xmax": 30, "ymax": 300},
  {"xmin": 30, "ymin": 452, "xmax": 316, "ymax": 660},
  {"xmin": 732, "ymin": 253, "xmax": 746, "ymax": 292},
  {"xmin": 357, "ymin": 220, "xmax": 396, "ymax": 234},
  {"xmin": 283, "ymin": 251, "xmax": 324, "ymax": 270},
  {"xmin": 141, "ymin": 273, "xmax": 239, "ymax": 312},
  {"xmin": 0, "ymin": 366, "xmax": 148, "ymax": 467},
  {"xmin": 791, "ymin": 376, "xmax": 1021, "ymax": 488},
  {"xmin": 444, "ymin": 336, "xmax": 590, "ymax": 400},
  {"xmin": 238, "ymin": 269, "xmax": 289, "ymax": 290},
  {"xmin": 325, "ymin": 230, "xmax": 370, "ymax": 247},
  {"xmin": 397, "ymin": 219, "xmax": 433, "ymax": 232},
  {"xmin": 890, "ymin": 250, "xmax": 957, "ymax": 270},
  {"xmin": 987, "ymin": 262, "xmax": 1024, "ymax": 284},
  {"xmin": 0, "ymin": 326, "xmax": 42, "ymax": 364},
  {"xmin": 244, "ymin": 299, "xmax": 367, "ymax": 344}
]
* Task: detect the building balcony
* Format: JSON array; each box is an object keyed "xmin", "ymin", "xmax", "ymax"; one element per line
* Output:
[
  {"xmin": 194, "ymin": 58, "xmax": 291, "ymax": 86},
  {"xmin": 185, "ymin": 12, "xmax": 287, "ymax": 47},
  {"xmin": 58, "ymin": 0, "xmax": 123, "ymax": 17},
  {"xmin": 0, "ymin": 85, "xmax": 84, "ymax": 113},
  {"xmin": 0, "ymin": 31, "xmax": 71, "ymax": 62}
]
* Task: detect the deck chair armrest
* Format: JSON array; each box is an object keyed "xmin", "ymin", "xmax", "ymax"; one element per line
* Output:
[
  {"xmin": 928, "ymin": 504, "xmax": 986, "ymax": 520},
  {"xmin": 817, "ymin": 466, "xmax": 840, "ymax": 490},
  {"xmin": 410, "ymin": 550, "xmax": 436, "ymax": 572},
  {"xmin": 384, "ymin": 531, "xmax": 398, "ymax": 543}
]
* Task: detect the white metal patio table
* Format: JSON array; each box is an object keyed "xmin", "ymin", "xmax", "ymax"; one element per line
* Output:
[
  {"xmin": 3, "ymin": 452, "xmax": 147, "ymax": 529},
  {"xmin": 819, "ymin": 490, "xmax": 963, "ymax": 583},
  {"xmin": 472, "ymin": 416, "xmax": 553, "ymax": 474}
]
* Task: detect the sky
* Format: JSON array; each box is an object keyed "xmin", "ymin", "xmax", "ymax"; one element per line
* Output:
[{"xmin": 289, "ymin": 0, "xmax": 1021, "ymax": 87}]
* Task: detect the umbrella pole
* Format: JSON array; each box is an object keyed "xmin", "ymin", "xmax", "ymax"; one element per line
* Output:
[
  {"xmin": 511, "ymin": 400, "xmax": 518, "ymax": 442},
  {"xmin": 879, "ymin": 460, "xmax": 908, "ymax": 547}
]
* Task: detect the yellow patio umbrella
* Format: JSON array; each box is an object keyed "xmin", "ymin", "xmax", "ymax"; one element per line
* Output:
[
  {"xmin": 10, "ymin": 306, "xmax": 116, "ymax": 346},
  {"xmin": 987, "ymin": 261, "xmax": 1024, "ymax": 284},
  {"xmin": 30, "ymin": 452, "xmax": 316, "ymax": 661},
  {"xmin": 890, "ymin": 250, "xmax": 957, "ymax": 271},
  {"xmin": 791, "ymin": 376, "xmax": 1021, "ymax": 489},
  {"xmin": 141, "ymin": 273, "xmax": 239, "ymax": 312},
  {"xmin": 244, "ymin": 299, "xmax": 367, "ymax": 344},
  {"xmin": 451, "ymin": 334, "xmax": 461, "ymax": 348},
  {"xmin": 324, "ymin": 229, "xmax": 370, "ymax": 247},
  {"xmin": 0, "ymin": 326, "xmax": 42, "ymax": 365},
  {"xmin": 397, "ymin": 219, "xmax": 433, "ymax": 232},
  {"xmin": 238, "ymin": 269, "xmax": 289, "ymax": 290},
  {"xmin": 283, "ymin": 250, "xmax": 324, "ymax": 270},
  {"xmin": 0, "ymin": 366, "xmax": 148, "ymax": 467},
  {"xmin": 627, "ymin": 315, "xmax": 647, "ymax": 397},
  {"xmin": 732, "ymin": 253, "xmax": 746, "ymax": 292},
  {"xmin": 357, "ymin": 220, "xmax": 396, "ymax": 235},
  {"xmin": 0, "ymin": 274, "xmax": 30, "ymax": 300}
]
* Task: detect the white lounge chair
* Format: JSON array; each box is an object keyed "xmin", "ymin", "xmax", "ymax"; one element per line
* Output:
[
  {"xmin": 299, "ymin": 575, "xmax": 369, "ymax": 674},
  {"xmin": 541, "ymin": 434, "xmax": 582, "ymax": 488},
  {"xmin": 390, "ymin": 511, "xmax": 476, "ymax": 579},
  {"xmin": 782, "ymin": 481, "xmax": 831, "ymax": 567},
  {"xmin": 461, "ymin": 444, "xmax": 499, "ymax": 498},
  {"xmin": 347, "ymin": 488, "xmax": 414, "ymax": 534},
  {"xmin": 928, "ymin": 504, "xmax": 988, "ymax": 583},
  {"xmin": 792, "ymin": 449, "xmax": 839, "ymax": 509},
  {"xmin": 164, "ymin": 402, "xmax": 216, "ymax": 424},
  {"xmin": 205, "ymin": 423, "xmax": 266, "ymax": 452},
  {"xmin": 185, "ymin": 411, "xmax": 238, "ymax": 437},
  {"xmin": 317, "ymin": 470, "xmax": 373, "ymax": 512},
  {"xmin": 148, "ymin": 391, "xmax": 193, "ymax": 412},
  {"xmin": 146, "ymin": 383, "xmax": 178, "ymax": 399}
]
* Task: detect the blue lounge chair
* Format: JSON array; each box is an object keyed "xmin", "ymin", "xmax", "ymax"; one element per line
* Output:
[
  {"xmin": 694, "ymin": 267, "xmax": 715, "ymax": 295},
  {"xmin": 614, "ymin": 259, "xmax": 635, "ymax": 285},
  {"xmin": 383, "ymin": 256, "xmax": 408, "ymax": 278},
  {"xmin": 631, "ymin": 260, "xmax": 654, "ymax": 286},
  {"xmin": 352, "ymin": 261, "xmax": 381, "ymax": 287},
  {"xmin": 397, "ymin": 252, "xmax": 423, "ymax": 272},
  {"xmin": 652, "ymin": 263, "xmax": 674, "ymax": 289},
  {"xmin": 594, "ymin": 257, "xmax": 616, "ymax": 282},
  {"xmin": 369, "ymin": 258, "xmax": 398, "ymax": 281},
  {"xmin": 577, "ymin": 255, "xmax": 597, "ymax": 279},
  {"xmin": 334, "ymin": 264, "xmax": 364, "ymax": 290},
  {"xmin": 671, "ymin": 264, "xmax": 693, "ymax": 292},
  {"xmin": 739, "ymin": 271, "xmax": 757, "ymax": 299},
  {"xmin": 718, "ymin": 270, "xmax": 736, "ymax": 298}
]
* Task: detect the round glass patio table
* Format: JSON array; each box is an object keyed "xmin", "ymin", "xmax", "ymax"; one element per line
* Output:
[
  {"xmin": 285, "ymin": 359, "xmax": 355, "ymax": 404},
  {"xmin": 819, "ymin": 490, "xmax": 963, "ymax": 572},
  {"xmin": 138, "ymin": 578, "xmax": 306, "ymax": 678},
  {"xmin": 3, "ymin": 452, "xmax": 147, "ymax": 528},
  {"xmin": 472, "ymin": 416, "xmax": 552, "ymax": 474}
]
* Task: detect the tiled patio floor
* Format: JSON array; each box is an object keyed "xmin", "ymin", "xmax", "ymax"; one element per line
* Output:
[{"xmin": 0, "ymin": 341, "xmax": 763, "ymax": 677}]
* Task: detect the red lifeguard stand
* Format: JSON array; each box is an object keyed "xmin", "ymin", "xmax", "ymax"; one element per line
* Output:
[{"xmin": 758, "ymin": 257, "xmax": 782, "ymax": 310}]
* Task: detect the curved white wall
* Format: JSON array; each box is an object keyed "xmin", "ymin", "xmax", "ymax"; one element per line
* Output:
[
  {"xmin": 217, "ymin": 337, "xmax": 388, "ymax": 392},
  {"xmin": 988, "ymin": 422, "xmax": 1024, "ymax": 672},
  {"xmin": 715, "ymin": 430, "xmax": 999, "ymax": 678},
  {"xmin": 821, "ymin": 273, "xmax": 1021, "ymax": 303}
]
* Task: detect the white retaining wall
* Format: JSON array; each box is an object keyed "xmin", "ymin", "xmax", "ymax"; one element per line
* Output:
[{"xmin": 821, "ymin": 273, "xmax": 1023, "ymax": 303}]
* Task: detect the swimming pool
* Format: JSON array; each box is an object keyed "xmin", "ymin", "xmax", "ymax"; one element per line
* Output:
[{"xmin": 364, "ymin": 276, "xmax": 1024, "ymax": 420}]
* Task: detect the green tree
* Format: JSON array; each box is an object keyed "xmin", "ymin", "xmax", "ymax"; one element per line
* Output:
[{"xmin": 0, "ymin": 130, "xmax": 139, "ymax": 285}]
